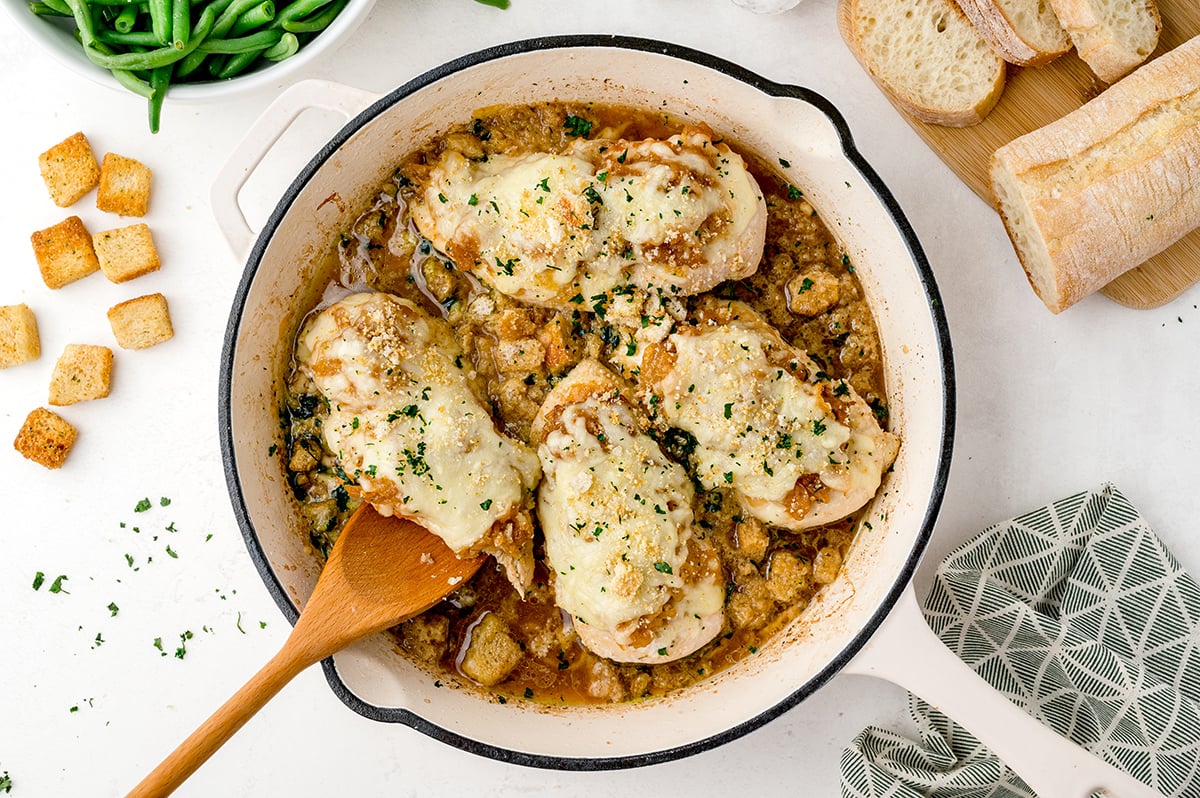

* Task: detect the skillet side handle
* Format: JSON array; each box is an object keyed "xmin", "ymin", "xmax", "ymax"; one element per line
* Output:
[
  {"xmin": 209, "ymin": 78, "xmax": 380, "ymax": 257},
  {"xmin": 843, "ymin": 586, "xmax": 1164, "ymax": 798}
]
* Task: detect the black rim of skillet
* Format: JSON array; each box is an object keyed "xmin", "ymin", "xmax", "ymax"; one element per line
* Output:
[{"xmin": 218, "ymin": 33, "xmax": 957, "ymax": 773}]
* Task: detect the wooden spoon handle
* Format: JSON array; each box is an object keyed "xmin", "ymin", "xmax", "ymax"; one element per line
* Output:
[{"xmin": 126, "ymin": 638, "xmax": 315, "ymax": 798}]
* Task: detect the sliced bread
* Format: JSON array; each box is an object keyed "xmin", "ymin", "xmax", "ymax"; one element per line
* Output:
[
  {"xmin": 838, "ymin": 0, "xmax": 1006, "ymax": 127},
  {"xmin": 990, "ymin": 34, "xmax": 1200, "ymax": 313},
  {"xmin": 1048, "ymin": 0, "xmax": 1161, "ymax": 82},
  {"xmin": 955, "ymin": 0, "xmax": 1072, "ymax": 66}
]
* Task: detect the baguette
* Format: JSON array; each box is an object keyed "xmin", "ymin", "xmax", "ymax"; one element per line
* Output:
[
  {"xmin": 838, "ymin": 0, "xmax": 1006, "ymax": 127},
  {"xmin": 990, "ymin": 34, "xmax": 1200, "ymax": 313},
  {"xmin": 1047, "ymin": 0, "xmax": 1161, "ymax": 82},
  {"xmin": 954, "ymin": 0, "xmax": 1072, "ymax": 66}
]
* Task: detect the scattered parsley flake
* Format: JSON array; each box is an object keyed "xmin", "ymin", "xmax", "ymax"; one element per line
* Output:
[
  {"xmin": 49, "ymin": 575, "xmax": 69, "ymax": 594},
  {"xmin": 32, "ymin": 571, "xmax": 45, "ymax": 590},
  {"xmin": 563, "ymin": 115, "xmax": 592, "ymax": 137},
  {"xmin": 108, "ymin": 602, "xmax": 119, "ymax": 617},
  {"xmin": 653, "ymin": 561, "xmax": 673, "ymax": 575},
  {"xmin": 135, "ymin": 498, "xmax": 152, "ymax": 513}
]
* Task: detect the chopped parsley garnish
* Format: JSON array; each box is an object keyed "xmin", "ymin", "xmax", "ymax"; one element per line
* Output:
[
  {"xmin": 467, "ymin": 193, "xmax": 479, "ymax": 206},
  {"xmin": 811, "ymin": 419, "xmax": 828, "ymax": 437},
  {"xmin": 32, "ymin": 571, "xmax": 44, "ymax": 590},
  {"xmin": 787, "ymin": 185, "xmax": 803, "ymax": 200},
  {"xmin": 563, "ymin": 115, "xmax": 593, "ymax": 138},
  {"xmin": 49, "ymin": 575, "xmax": 69, "ymax": 594},
  {"xmin": 653, "ymin": 561, "xmax": 673, "ymax": 575},
  {"xmin": 779, "ymin": 157, "xmax": 791, "ymax": 168},
  {"xmin": 134, "ymin": 498, "xmax": 152, "ymax": 513},
  {"xmin": 583, "ymin": 185, "xmax": 604, "ymax": 205},
  {"xmin": 537, "ymin": 177, "xmax": 550, "ymax": 192},
  {"xmin": 437, "ymin": 192, "xmax": 448, "ymax": 203},
  {"xmin": 480, "ymin": 499, "xmax": 493, "ymax": 511},
  {"xmin": 108, "ymin": 602, "xmax": 120, "ymax": 617},
  {"xmin": 796, "ymin": 277, "xmax": 814, "ymax": 293}
]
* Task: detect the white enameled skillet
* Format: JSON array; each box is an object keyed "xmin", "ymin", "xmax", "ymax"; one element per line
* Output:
[{"xmin": 214, "ymin": 36, "xmax": 1159, "ymax": 797}]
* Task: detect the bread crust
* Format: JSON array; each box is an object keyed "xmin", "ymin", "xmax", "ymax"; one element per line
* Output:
[
  {"xmin": 990, "ymin": 34, "xmax": 1200, "ymax": 313},
  {"xmin": 1048, "ymin": 0, "xmax": 1161, "ymax": 82},
  {"xmin": 954, "ymin": 0, "xmax": 1071, "ymax": 66},
  {"xmin": 838, "ymin": 0, "xmax": 1006, "ymax": 127}
]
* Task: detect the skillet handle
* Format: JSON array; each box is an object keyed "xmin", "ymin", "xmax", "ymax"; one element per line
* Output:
[
  {"xmin": 843, "ymin": 585, "xmax": 1164, "ymax": 798},
  {"xmin": 209, "ymin": 78, "xmax": 379, "ymax": 257}
]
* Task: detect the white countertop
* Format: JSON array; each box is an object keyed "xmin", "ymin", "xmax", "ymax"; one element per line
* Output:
[{"xmin": 3, "ymin": 1, "xmax": 1198, "ymax": 795}]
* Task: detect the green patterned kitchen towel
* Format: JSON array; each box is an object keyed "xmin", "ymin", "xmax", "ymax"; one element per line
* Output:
[{"xmin": 840, "ymin": 483, "xmax": 1200, "ymax": 798}]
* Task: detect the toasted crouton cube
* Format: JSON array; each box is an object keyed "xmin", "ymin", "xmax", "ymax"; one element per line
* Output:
[
  {"xmin": 97, "ymin": 153, "xmax": 151, "ymax": 217},
  {"xmin": 458, "ymin": 612, "xmax": 522, "ymax": 687},
  {"xmin": 765, "ymin": 550, "xmax": 813, "ymax": 604},
  {"xmin": 31, "ymin": 216, "xmax": 100, "ymax": 289},
  {"xmin": 400, "ymin": 614, "xmax": 451, "ymax": 664},
  {"xmin": 49, "ymin": 344, "xmax": 113, "ymax": 406},
  {"xmin": 94, "ymin": 223, "xmax": 160, "ymax": 283},
  {"xmin": 107, "ymin": 293, "xmax": 173, "ymax": 350},
  {"xmin": 38, "ymin": 132, "xmax": 101, "ymax": 208},
  {"xmin": 14, "ymin": 407, "xmax": 77, "ymax": 469},
  {"xmin": 0, "ymin": 304, "xmax": 41, "ymax": 368}
]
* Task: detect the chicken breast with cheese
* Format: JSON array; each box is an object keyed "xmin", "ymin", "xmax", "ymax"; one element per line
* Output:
[
  {"xmin": 409, "ymin": 125, "xmax": 766, "ymax": 309},
  {"xmin": 531, "ymin": 359, "xmax": 725, "ymax": 664},
  {"xmin": 295, "ymin": 292, "xmax": 542, "ymax": 592},
  {"xmin": 641, "ymin": 300, "xmax": 899, "ymax": 530}
]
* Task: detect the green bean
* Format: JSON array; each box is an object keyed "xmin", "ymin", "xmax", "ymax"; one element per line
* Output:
[
  {"xmin": 29, "ymin": 2, "xmax": 71, "ymax": 16},
  {"xmin": 262, "ymin": 29, "xmax": 297, "ymax": 60},
  {"xmin": 62, "ymin": 0, "xmax": 98, "ymax": 46},
  {"xmin": 173, "ymin": 0, "xmax": 261, "ymax": 73},
  {"xmin": 197, "ymin": 28, "xmax": 280, "ymax": 53},
  {"xmin": 212, "ymin": 46, "xmax": 259, "ymax": 78},
  {"xmin": 281, "ymin": 0, "xmax": 344, "ymax": 33},
  {"xmin": 95, "ymin": 29, "xmax": 162, "ymax": 45},
  {"xmin": 229, "ymin": 1, "xmax": 273, "ymax": 36},
  {"xmin": 170, "ymin": 0, "xmax": 189, "ymax": 48},
  {"xmin": 148, "ymin": 0, "xmax": 169, "ymax": 44},
  {"xmin": 114, "ymin": 3, "xmax": 139, "ymax": 30},
  {"xmin": 276, "ymin": 0, "xmax": 332, "ymax": 23},
  {"xmin": 148, "ymin": 63, "xmax": 172, "ymax": 133}
]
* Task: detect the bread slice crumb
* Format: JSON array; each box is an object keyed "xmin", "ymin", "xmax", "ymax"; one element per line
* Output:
[
  {"xmin": 38, "ymin": 132, "xmax": 101, "ymax": 208},
  {"xmin": 97, "ymin": 152, "xmax": 152, "ymax": 217},
  {"xmin": 0, "ymin": 304, "xmax": 41, "ymax": 368},
  {"xmin": 838, "ymin": 0, "xmax": 1006, "ymax": 127},
  {"xmin": 14, "ymin": 407, "xmax": 77, "ymax": 469},
  {"xmin": 108, "ymin": 293, "xmax": 174, "ymax": 350},
  {"xmin": 31, "ymin": 216, "xmax": 100, "ymax": 289},
  {"xmin": 49, "ymin": 344, "xmax": 113, "ymax": 406},
  {"xmin": 94, "ymin": 223, "xmax": 160, "ymax": 283}
]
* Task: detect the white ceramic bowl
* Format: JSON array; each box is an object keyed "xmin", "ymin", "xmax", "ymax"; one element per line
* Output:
[
  {"xmin": 216, "ymin": 36, "xmax": 954, "ymax": 768},
  {"xmin": 0, "ymin": 0, "xmax": 376, "ymax": 102}
]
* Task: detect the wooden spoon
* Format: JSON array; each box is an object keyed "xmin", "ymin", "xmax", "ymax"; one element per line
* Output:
[{"xmin": 127, "ymin": 503, "xmax": 484, "ymax": 798}]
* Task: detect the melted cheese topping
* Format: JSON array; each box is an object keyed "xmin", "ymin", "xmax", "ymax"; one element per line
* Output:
[
  {"xmin": 662, "ymin": 323, "xmax": 850, "ymax": 497},
  {"xmin": 410, "ymin": 127, "xmax": 766, "ymax": 309},
  {"xmin": 654, "ymin": 314, "xmax": 898, "ymax": 530},
  {"xmin": 535, "ymin": 360, "xmax": 724, "ymax": 664},
  {"xmin": 295, "ymin": 292, "xmax": 541, "ymax": 575}
]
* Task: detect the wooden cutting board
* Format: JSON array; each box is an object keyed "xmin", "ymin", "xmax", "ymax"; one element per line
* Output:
[{"xmin": 887, "ymin": 0, "xmax": 1200, "ymax": 310}]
